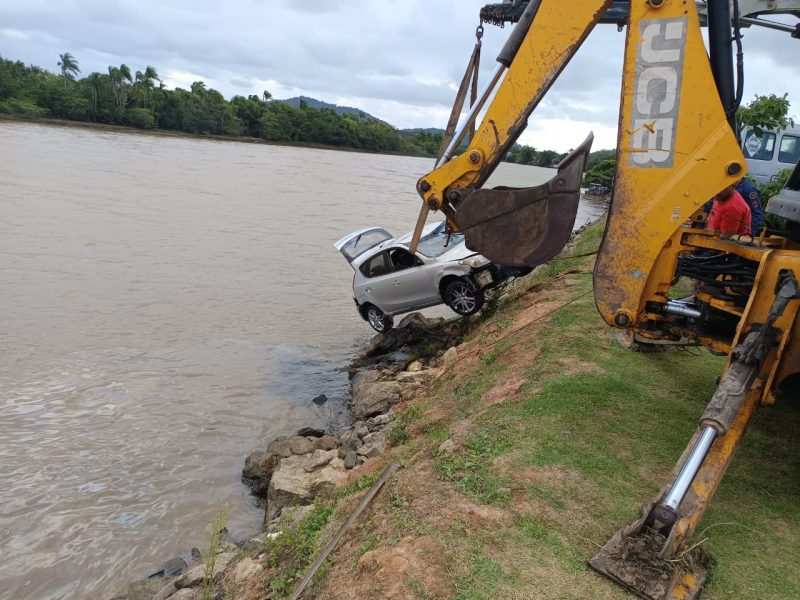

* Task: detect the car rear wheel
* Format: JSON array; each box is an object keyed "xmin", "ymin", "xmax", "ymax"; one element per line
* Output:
[
  {"xmin": 443, "ymin": 278, "xmax": 484, "ymax": 316},
  {"xmin": 364, "ymin": 305, "xmax": 393, "ymax": 333}
]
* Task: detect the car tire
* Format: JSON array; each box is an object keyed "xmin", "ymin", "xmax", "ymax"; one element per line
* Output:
[
  {"xmin": 443, "ymin": 277, "xmax": 484, "ymax": 316},
  {"xmin": 364, "ymin": 304, "xmax": 394, "ymax": 333}
]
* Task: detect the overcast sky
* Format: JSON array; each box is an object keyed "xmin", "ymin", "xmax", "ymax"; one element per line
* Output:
[{"xmin": 1, "ymin": 0, "xmax": 798, "ymax": 152}]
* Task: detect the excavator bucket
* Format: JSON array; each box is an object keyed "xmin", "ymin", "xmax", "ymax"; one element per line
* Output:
[
  {"xmin": 588, "ymin": 516, "xmax": 710, "ymax": 600},
  {"xmin": 453, "ymin": 134, "xmax": 593, "ymax": 267}
]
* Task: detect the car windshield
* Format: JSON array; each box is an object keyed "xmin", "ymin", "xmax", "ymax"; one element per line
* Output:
[
  {"xmin": 340, "ymin": 229, "xmax": 392, "ymax": 262},
  {"xmin": 416, "ymin": 223, "xmax": 465, "ymax": 258}
]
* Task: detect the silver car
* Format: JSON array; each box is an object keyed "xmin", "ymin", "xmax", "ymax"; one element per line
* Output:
[{"xmin": 335, "ymin": 222, "xmax": 528, "ymax": 332}]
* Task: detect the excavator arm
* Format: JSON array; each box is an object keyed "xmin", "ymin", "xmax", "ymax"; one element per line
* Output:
[
  {"xmin": 412, "ymin": 1, "xmax": 800, "ymax": 598},
  {"xmin": 411, "ymin": 0, "xmax": 613, "ymax": 265}
]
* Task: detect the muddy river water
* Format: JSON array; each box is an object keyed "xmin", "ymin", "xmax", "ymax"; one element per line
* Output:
[{"xmin": 0, "ymin": 122, "xmax": 606, "ymax": 599}]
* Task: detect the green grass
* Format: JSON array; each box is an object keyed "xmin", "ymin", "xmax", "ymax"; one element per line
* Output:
[
  {"xmin": 337, "ymin": 472, "xmax": 379, "ymax": 497},
  {"xmin": 260, "ymin": 499, "xmax": 336, "ymax": 597},
  {"xmin": 388, "ymin": 402, "xmax": 426, "ymax": 447},
  {"xmin": 454, "ymin": 550, "xmax": 511, "ymax": 599},
  {"xmin": 285, "ymin": 221, "xmax": 800, "ymax": 600},
  {"xmin": 409, "ymin": 579, "xmax": 437, "ymax": 600},
  {"xmin": 418, "ymin": 221, "xmax": 800, "ymax": 598}
]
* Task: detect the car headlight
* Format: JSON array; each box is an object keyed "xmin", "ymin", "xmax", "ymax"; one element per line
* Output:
[{"xmin": 459, "ymin": 255, "xmax": 490, "ymax": 269}]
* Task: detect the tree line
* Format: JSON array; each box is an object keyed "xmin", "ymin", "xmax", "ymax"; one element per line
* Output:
[
  {"xmin": 0, "ymin": 53, "xmax": 445, "ymax": 156},
  {"xmin": 505, "ymin": 144, "xmax": 567, "ymax": 168},
  {"xmin": 0, "ymin": 52, "xmax": 576, "ymax": 162}
]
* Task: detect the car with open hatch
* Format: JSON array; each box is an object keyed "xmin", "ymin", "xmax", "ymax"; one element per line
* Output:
[{"xmin": 334, "ymin": 221, "xmax": 529, "ymax": 332}]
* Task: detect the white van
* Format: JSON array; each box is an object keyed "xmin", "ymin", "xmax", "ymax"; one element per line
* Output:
[{"xmin": 742, "ymin": 124, "xmax": 800, "ymax": 184}]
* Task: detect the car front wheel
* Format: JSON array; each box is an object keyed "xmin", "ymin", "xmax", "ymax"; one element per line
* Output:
[
  {"xmin": 364, "ymin": 305, "xmax": 394, "ymax": 333},
  {"xmin": 443, "ymin": 278, "xmax": 484, "ymax": 316}
]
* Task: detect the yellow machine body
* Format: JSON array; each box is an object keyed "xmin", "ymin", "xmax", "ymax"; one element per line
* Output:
[
  {"xmin": 594, "ymin": 0, "xmax": 799, "ymax": 407},
  {"xmin": 411, "ymin": 0, "xmax": 800, "ymax": 598}
]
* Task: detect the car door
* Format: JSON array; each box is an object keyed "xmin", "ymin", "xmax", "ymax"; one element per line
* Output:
[
  {"xmin": 387, "ymin": 247, "xmax": 443, "ymax": 311},
  {"xmin": 359, "ymin": 251, "xmax": 403, "ymax": 314}
]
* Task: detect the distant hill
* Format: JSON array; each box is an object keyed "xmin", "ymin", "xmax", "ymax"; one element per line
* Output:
[
  {"xmin": 276, "ymin": 96, "xmax": 386, "ymax": 123},
  {"xmin": 401, "ymin": 127, "xmax": 446, "ymax": 135},
  {"xmin": 274, "ymin": 99, "xmax": 450, "ymax": 137}
]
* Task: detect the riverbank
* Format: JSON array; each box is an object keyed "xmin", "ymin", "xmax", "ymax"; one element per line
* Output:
[
  {"xmin": 0, "ymin": 114, "xmax": 436, "ymax": 158},
  {"xmin": 112, "ymin": 221, "xmax": 800, "ymax": 599}
]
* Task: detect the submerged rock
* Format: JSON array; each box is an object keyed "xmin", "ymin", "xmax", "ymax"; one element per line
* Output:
[
  {"xmin": 242, "ymin": 436, "xmax": 292, "ymax": 496},
  {"xmin": 162, "ymin": 556, "xmax": 187, "ymax": 578},
  {"xmin": 175, "ymin": 552, "xmax": 235, "ymax": 589},
  {"xmin": 109, "ymin": 579, "xmax": 165, "ymax": 600},
  {"xmin": 146, "ymin": 555, "xmax": 186, "ymax": 580},
  {"xmin": 296, "ymin": 426, "xmax": 325, "ymax": 437}
]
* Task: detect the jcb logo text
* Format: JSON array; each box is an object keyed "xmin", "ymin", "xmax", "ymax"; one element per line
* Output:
[{"xmin": 629, "ymin": 17, "xmax": 687, "ymax": 168}]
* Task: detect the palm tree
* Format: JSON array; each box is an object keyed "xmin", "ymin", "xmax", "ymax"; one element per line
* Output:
[
  {"xmin": 143, "ymin": 65, "xmax": 159, "ymax": 85},
  {"xmin": 134, "ymin": 65, "xmax": 159, "ymax": 108},
  {"xmin": 108, "ymin": 64, "xmax": 133, "ymax": 108},
  {"xmin": 85, "ymin": 72, "xmax": 104, "ymax": 120},
  {"xmin": 57, "ymin": 52, "xmax": 80, "ymax": 88},
  {"xmin": 191, "ymin": 81, "xmax": 206, "ymax": 95},
  {"xmin": 134, "ymin": 70, "xmax": 145, "ymax": 106}
]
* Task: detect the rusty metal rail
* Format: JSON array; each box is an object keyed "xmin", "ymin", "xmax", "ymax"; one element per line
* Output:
[{"xmin": 289, "ymin": 461, "xmax": 400, "ymax": 600}]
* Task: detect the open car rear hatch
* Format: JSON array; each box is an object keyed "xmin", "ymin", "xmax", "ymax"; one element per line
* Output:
[{"xmin": 334, "ymin": 227, "xmax": 393, "ymax": 265}]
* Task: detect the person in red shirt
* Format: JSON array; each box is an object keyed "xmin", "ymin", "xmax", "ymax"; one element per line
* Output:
[{"xmin": 706, "ymin": 185, "xmax": 752, "ymax": 239}]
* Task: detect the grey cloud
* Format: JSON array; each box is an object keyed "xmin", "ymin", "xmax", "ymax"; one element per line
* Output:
[
  {"xmin": 229, "ymin": 77, "xmax": 253, "ymax": 88},
  {"xmin": 1, "ymin": 0, "xmax": 797, "ymax": 132}
]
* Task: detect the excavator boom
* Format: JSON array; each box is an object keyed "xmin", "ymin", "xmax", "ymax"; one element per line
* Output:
[{"xmin": 412, "ymin": 0, "xmax": 612, "ymax": 264}]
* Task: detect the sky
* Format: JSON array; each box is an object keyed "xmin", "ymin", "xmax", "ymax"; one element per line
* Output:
[{"xmin": 1, "ymin": 0, "xmax": 798, "ymax": 152}]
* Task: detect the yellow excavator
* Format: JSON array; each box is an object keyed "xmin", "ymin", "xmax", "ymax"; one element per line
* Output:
[{"xmin": 407, "ymin": 1, "xmax": 800, "ymax": 598}]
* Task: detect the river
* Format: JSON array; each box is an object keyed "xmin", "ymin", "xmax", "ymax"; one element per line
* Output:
[{"xmin": 0, "ymin": 121, "xmax": 606, "ymax": 599}]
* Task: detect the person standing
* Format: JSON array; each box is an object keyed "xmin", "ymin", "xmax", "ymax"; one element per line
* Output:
[
  {"xmin": 706, "ymin": 185, "xmax": 752, "ymax": 239},
  {"xmin": 735, "ymin": 178, "xmax": 764, "ymax": 236}
]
